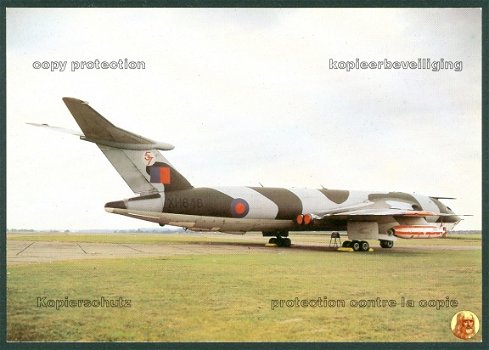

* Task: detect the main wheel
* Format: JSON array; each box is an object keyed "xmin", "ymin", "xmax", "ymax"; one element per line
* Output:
[
  {"xmin": 283, "ymin": 238, "xmax": 291, "ymax": 247},
  {"xmin": 352, "ymin": 241, "xmax": 360, "ymax": 251},
  {"xmin": 269, "ymin": 237, "xmax": 277, "ymax": 244},
  {"xmin": 276, "ymin": 237, "xmax": 285, "ymax": 247},
  {"xmin": 360, "ymin": 241, "xmax": 369, "ymax": 251},
  {"xmin": 342, "ymin": 240, "xmax": 352, "ymax": 248}
]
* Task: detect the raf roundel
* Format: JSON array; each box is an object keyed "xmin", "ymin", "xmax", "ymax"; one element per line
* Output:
[{"xmin": 230, "ymin": 198, "xmax": 250, "ymax": 218}]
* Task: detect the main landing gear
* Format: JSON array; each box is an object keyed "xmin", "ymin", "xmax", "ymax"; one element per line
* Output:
[
  {"xmin": 342, "ymin": 240, "xmax": 370, "ymax": 252},
  {"xmin": 268, "ymin": 236, "xmax": 292, "ymax": 247},
  {"xmin": 263, "ymin": 231, "xmax": 291, "ymax": 247}
]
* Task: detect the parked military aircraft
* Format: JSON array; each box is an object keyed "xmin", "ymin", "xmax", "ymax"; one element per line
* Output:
[{"xmin": 29, "ymin": 97, "xmax": 463, "ymax": 251}]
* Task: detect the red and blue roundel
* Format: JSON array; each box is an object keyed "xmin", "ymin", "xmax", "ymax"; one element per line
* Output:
[{"xmin": 230, "ymin": 198, "xmax": 249, "ymax": 218}]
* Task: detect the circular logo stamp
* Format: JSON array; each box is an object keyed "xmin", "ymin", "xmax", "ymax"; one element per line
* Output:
[
  {"xmin": 230, "ymin": 198, "xmax": 249, "ymax": 218},
  {"xmin": 451, "ymin": 311, "xmax": 480, "ymax": 340}
]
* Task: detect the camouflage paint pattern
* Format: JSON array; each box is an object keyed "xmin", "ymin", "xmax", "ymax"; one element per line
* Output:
[{"xmin": 59, "ymin": 97, "xmax": 462, "ymax": 241}]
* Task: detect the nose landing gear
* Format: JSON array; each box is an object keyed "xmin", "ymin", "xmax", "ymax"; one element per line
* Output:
[{"xmin": 379, "ymin": 240, "xmax": 394, "ymax": 248}]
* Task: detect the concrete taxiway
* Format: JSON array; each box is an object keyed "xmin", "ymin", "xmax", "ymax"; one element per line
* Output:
[{"xmin": 7, "ymin": 234, "xmax": 481, "ymax": 265}]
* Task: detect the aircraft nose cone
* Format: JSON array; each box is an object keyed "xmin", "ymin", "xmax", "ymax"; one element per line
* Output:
[{"xmin": 104, "ymin": 200, "xmax": 127, "ymax": 210}]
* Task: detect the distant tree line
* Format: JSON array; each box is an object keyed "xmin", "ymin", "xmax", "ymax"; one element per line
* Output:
[
  {"xmin": 7, "ymin": 228, "xmax": 481, "ymax": 235},
  {"xmin": 7, "ymin": 228, "xmax": 70, "ymax": 233},
  {"xmin": 450, "ymin": 230, "xmax": 482, "ymax": 235}
]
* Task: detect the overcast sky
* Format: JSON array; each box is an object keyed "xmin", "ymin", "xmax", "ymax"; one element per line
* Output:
[{"xmin": 6, "ymin": 8, "xmax": 482, "ymax": 230}]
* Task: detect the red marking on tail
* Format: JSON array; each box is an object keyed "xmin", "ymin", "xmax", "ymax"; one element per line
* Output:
[{"xmin": 160, "ymin": 167, "xmax": 171, "ymax": 184}]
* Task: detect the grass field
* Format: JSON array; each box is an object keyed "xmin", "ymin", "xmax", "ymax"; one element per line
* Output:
[{"xmin": 7, "ymin": 232, "xmax": 482, "ymax": 342}]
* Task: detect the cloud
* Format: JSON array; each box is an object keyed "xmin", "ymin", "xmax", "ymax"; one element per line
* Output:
[{"xmin": 6, "ymin": 8, "xmax": 481, "ymax": 230}]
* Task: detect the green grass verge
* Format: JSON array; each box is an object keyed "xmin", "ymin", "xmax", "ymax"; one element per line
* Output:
[{"xmin": 7, "ymin": 241, "xmax": 482, "ymax": 342}]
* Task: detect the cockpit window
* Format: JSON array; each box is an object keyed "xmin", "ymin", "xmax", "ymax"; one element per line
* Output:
[
  {"xmin": 447, "ymin": 206, "xmax": 452, "ymax": 211},
  {"xmin": 412, "ymin": 204, "xmax": 422, "ymax": 210}
]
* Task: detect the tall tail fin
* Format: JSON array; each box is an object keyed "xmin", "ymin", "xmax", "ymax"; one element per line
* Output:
[{"xmin": 60, "ymin": 97, "xmax": 193, "ymax": 194}]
